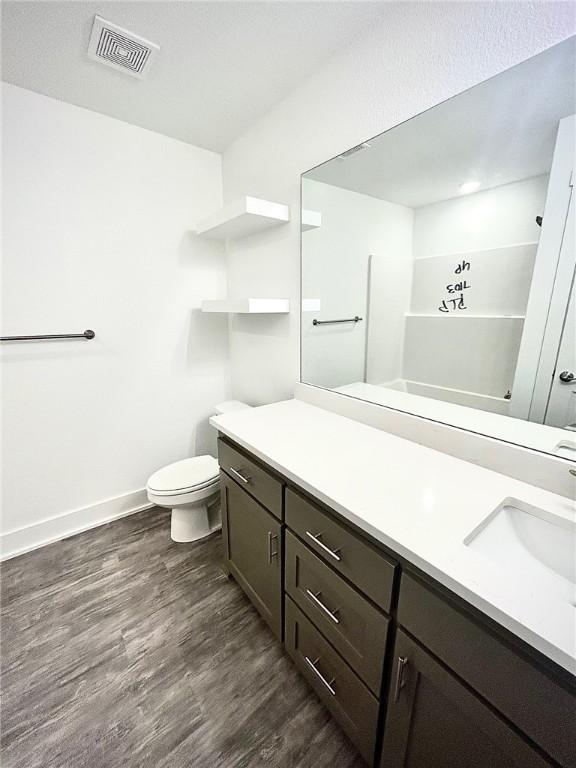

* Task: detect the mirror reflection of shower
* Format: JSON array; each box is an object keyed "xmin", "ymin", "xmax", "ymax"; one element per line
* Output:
[{"xmin": 301, "ymin": 37, "xmax": 576, "ymax": 442}]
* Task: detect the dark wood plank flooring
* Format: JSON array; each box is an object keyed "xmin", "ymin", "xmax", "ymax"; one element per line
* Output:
[{"xmin": 0, "ymin": 508, "xmax": 364, "ymax": 768}]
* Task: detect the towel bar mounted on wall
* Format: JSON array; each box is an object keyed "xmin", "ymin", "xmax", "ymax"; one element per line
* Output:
[
  {"xmin": 0, "ymin": 330, "xmax": 96, "ymax": 342},
  {"xmin": 312, "ymin": 316, "xmax": 363, "ymax": 326}
]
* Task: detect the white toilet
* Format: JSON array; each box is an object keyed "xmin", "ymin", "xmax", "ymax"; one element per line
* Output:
[{"xmin": 146, "ymin": 401, "xmax": 250, "ymax": 542}]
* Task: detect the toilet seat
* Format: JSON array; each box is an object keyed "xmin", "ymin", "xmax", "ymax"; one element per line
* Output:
[
  {"xmin": 147, "ymin": 456, "xmax": 219, "ymax": 496},
  {"xmin": 148, "ymin": 477, "xmax": 219, "ymax": 497}
]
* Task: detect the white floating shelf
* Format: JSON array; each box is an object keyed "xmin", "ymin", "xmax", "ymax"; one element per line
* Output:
[
  {"xmin": 301, "ymin": 209, "xmax": 322, "ymax": 232},
  {"xmin": 302, "ymin": 299, "xmax": 321, "ymax": 312},
  {"xmin": 194, "ymin": 196, "xmax": 290, "ymax": 240},
  {"xmin": 201, "ymin": 298, "xmax": 290, "ymax": 314}
]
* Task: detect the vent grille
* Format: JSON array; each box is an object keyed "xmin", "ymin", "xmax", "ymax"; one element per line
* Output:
[
  {"xmin": 88, "ymin": 16, "xmax": 159, "ymax": 79},
  {"xmin": 337, "ymin": 143, "xmax": 372, "ymax": 161}
]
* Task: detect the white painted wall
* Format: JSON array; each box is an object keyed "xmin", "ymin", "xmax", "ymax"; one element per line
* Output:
[
  {"xmin": 301, "ymin": 179, "xmax": 412, "ymax": 389},
  {"xmin": 222, "ymin": 2, "xmax": 575, "ymax": 405},
  {"xmin": 1, "ymin": 84, "xmax": 229, "ymax": 557}
]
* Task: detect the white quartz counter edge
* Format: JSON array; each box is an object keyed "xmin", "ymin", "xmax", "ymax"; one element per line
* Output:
[{"xmin": 210, "ymin": 399, "xmax": 576, "ymax": 675}]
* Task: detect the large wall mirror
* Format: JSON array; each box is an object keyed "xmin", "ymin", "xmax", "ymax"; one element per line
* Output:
[{"xmin": 301, "ymin": 37, "xmax": 576, "ymax": 459}]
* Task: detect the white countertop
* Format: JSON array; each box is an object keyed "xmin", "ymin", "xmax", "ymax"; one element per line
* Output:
[
  {"xmin": 333, "ymin": 381, "xmax": 573, "ymax": 458},
  {"xmin": 211, "ymin": 399, "xmax": 576, "ymax": 674}
]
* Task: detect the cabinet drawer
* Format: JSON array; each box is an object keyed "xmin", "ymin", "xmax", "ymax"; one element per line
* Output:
[
  {"xmin": 285, "ymin": 487, "xmax": 396, "ymax": 611},
  {"xmin": 286, "ymin": 530, "xmax": 389, "ymax": 696},
  {"xmin": 285, "ymin": 596, "xmax": 379, "ymax": 765},
  {"xmin": 398, "ymin": 574, "xmax": 576, "ymax": 768},
  {"xmin": 218, "ymin": 438, "xmax": 282, "ymax": 520}
]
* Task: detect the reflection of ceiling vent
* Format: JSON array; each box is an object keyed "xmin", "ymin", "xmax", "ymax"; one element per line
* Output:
[
  {"xmin": 88, "ymin": 16, "xmax": 159, "ymax": 79},
  {"xmin": 337, "ymin": 142, "xmax": 372, "ymax": 161}
]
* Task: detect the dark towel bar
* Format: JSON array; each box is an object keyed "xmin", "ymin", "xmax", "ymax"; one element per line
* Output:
[
  {"xmin": 0, "ymin": 330, "xmax": 95, "ymax": 342},
  {"xmin": 312, "ymin": 316, "xmax": 363, "ymax": 326}
]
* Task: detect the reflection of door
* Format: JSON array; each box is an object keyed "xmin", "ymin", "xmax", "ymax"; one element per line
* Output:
[
  {"xmin": 510, "ymin": 115, "xmax": 575, "ymax": 421},
  {"xmin": 544, "ymin": 278, "xmax": 576, "ymax": 428},
  {"xmin": 529, "ymin": 188, "xmax": 575, "ymax": 425}
]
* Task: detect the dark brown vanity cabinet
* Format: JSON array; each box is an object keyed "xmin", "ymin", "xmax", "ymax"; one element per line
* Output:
[
  {"xmin": 284, "ymin": 489, "xmax": 396, "ymax": 764},
  {"xmin": 285, "ymin": 487, "xmax": 395, "ymax": 611},
  {"xmin": 219, "ymin": 443, "xmax": 283, "ymax": 639},
  {"xmin": 218, "ymin": 437, "xmax": 282, "ymax": 519},
  {"xmin": 390, "ymin": 574, "xmax": 576, "ymax": 768},
  {"xmin": 285, "ymin": 596, "xmax": 381, "ymax": 763},
  {"xmin": 285, "ymin": 530, "xmax": 389, "ymax": 696},
  {"xmin": 218, "ymin": 437, "xmax": 576, "ymax": 768},
  {"xmin": 381, "ymin": 630, "xmax": 552, "ymax": 768}
]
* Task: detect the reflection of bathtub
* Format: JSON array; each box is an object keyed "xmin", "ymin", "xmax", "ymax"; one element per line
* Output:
[
  {"xmin": 335, "ymin": 379, "xmax": 509, "ymax": 417},
  {"xmin": 382, "ymin": 378, "xmax": 510, "ymax": 416}
]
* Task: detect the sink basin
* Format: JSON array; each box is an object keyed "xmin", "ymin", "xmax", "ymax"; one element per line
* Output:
[{"xmin": 464, "ymin": 499, "xmax": 576, "ymax": 605}]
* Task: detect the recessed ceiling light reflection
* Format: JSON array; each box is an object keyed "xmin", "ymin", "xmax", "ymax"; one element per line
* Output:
[{"xmin": 459, "ymin": 181, "xmax": 481, "ymax": 195}]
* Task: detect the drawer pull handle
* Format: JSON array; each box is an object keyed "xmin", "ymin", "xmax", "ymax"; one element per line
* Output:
[
  {"xmin": 229, "ymin": 467, "xmax": 251, "ymax": 485},
  {"xmin": 305, "ymin": 589, "xmax": 340, "ymax": 624},
  {"xmin": 305, "ymin": 531, "xmax": 341, "ymax": 562},
  {"xmin": 394, "ymin": 656, "xmax": 409, "ymax": 702},
  {"xmin": 305, "ymin": 656, "xmax": 336, "ymax": 696},
  {"xmin": 267, "ymin": 532, "xmax": 279, "ymax": 564}
]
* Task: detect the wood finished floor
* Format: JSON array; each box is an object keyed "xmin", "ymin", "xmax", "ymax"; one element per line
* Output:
[{"xmin": 0, "ymin": 508, "xmax": 364, "ymax": 768}]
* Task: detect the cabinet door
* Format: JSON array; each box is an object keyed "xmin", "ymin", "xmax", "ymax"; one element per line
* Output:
[
  {"xmin": 221, "ymin": 471, "xmax": 282, "ymax": 639},
  {"xmin": 380, "ymin": 631, "xmax": 551, "ymax": 768}
]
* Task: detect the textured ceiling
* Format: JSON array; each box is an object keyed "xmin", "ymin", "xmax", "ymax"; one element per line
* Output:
[{"xmin": 1, "ymin": 1, "xmax": 390, "ymax": 151}]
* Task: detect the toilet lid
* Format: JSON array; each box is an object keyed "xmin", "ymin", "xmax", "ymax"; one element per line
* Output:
[{"xmin": 147, "ymin": 456, "xmax": 219, "ymax": 493}]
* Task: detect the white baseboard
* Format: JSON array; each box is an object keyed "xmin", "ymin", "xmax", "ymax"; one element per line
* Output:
[{"xmin": 0, "ymin": 489, "xmax": 154, "ymax": 561}]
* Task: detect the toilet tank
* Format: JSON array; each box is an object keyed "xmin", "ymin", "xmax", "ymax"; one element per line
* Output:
[{"xmin": 214, "ymin": 400, "xmax": 251, "ymax": 415}]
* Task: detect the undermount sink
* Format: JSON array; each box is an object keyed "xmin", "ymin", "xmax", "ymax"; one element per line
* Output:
[{"xmin": 464, "ymin": 499, "xmax": 576, "ymax": 606}]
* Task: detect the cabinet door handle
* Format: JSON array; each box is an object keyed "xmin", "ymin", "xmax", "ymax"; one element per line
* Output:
[
  {"xmin": 267, "ymin": 532, "xmax": 279, "ymax": 564},
  {"xmin": 305, "ymin": 589, "xmax": 340, "ymax": 624},
  {"xmin": 305, "ymin": 656, "xmax": 336, "ymax": 696},
  {"xmin": 393, "ymin": 656, "xmax": 409, "ymax": 702},
  {"xmin": 305, "ymin": 531, "xmax": 341, "ymax": 562},
  {"xmin": 229, "ymin": 466, "xmax": 251, "ymax": 484}
]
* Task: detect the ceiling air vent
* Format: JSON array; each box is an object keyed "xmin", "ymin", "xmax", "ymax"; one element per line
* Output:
[{"xmin": 88, "ymin": 16, "xmax": 159, "ymax": 79}]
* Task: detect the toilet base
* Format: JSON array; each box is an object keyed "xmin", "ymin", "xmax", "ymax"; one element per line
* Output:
[{"xmin": 170, "ymin": 503, "xmax": 221, "ymax": 543}]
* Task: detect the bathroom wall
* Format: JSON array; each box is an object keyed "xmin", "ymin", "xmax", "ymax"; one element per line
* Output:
[
  {"xmin": 301, "ymin": 179, "xmax": 412, "ymax": 389},
  {"xmin": 1, "ymin": 83, "xmax": 229, "ymax": 558},
  {"xmin": 403, "ymin": 176, "xmax": 548, "ymax": 404},
  {"xmin": 221, "ymin": 1, "xmax": 575, "ymax": 405},
  {"xmin": 411, "ymin": 175, "xmax": 548, "ymax": 259},
  {"xmin": 318, "ymin": 176, "xmax": 546, "ymax": 402}
]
